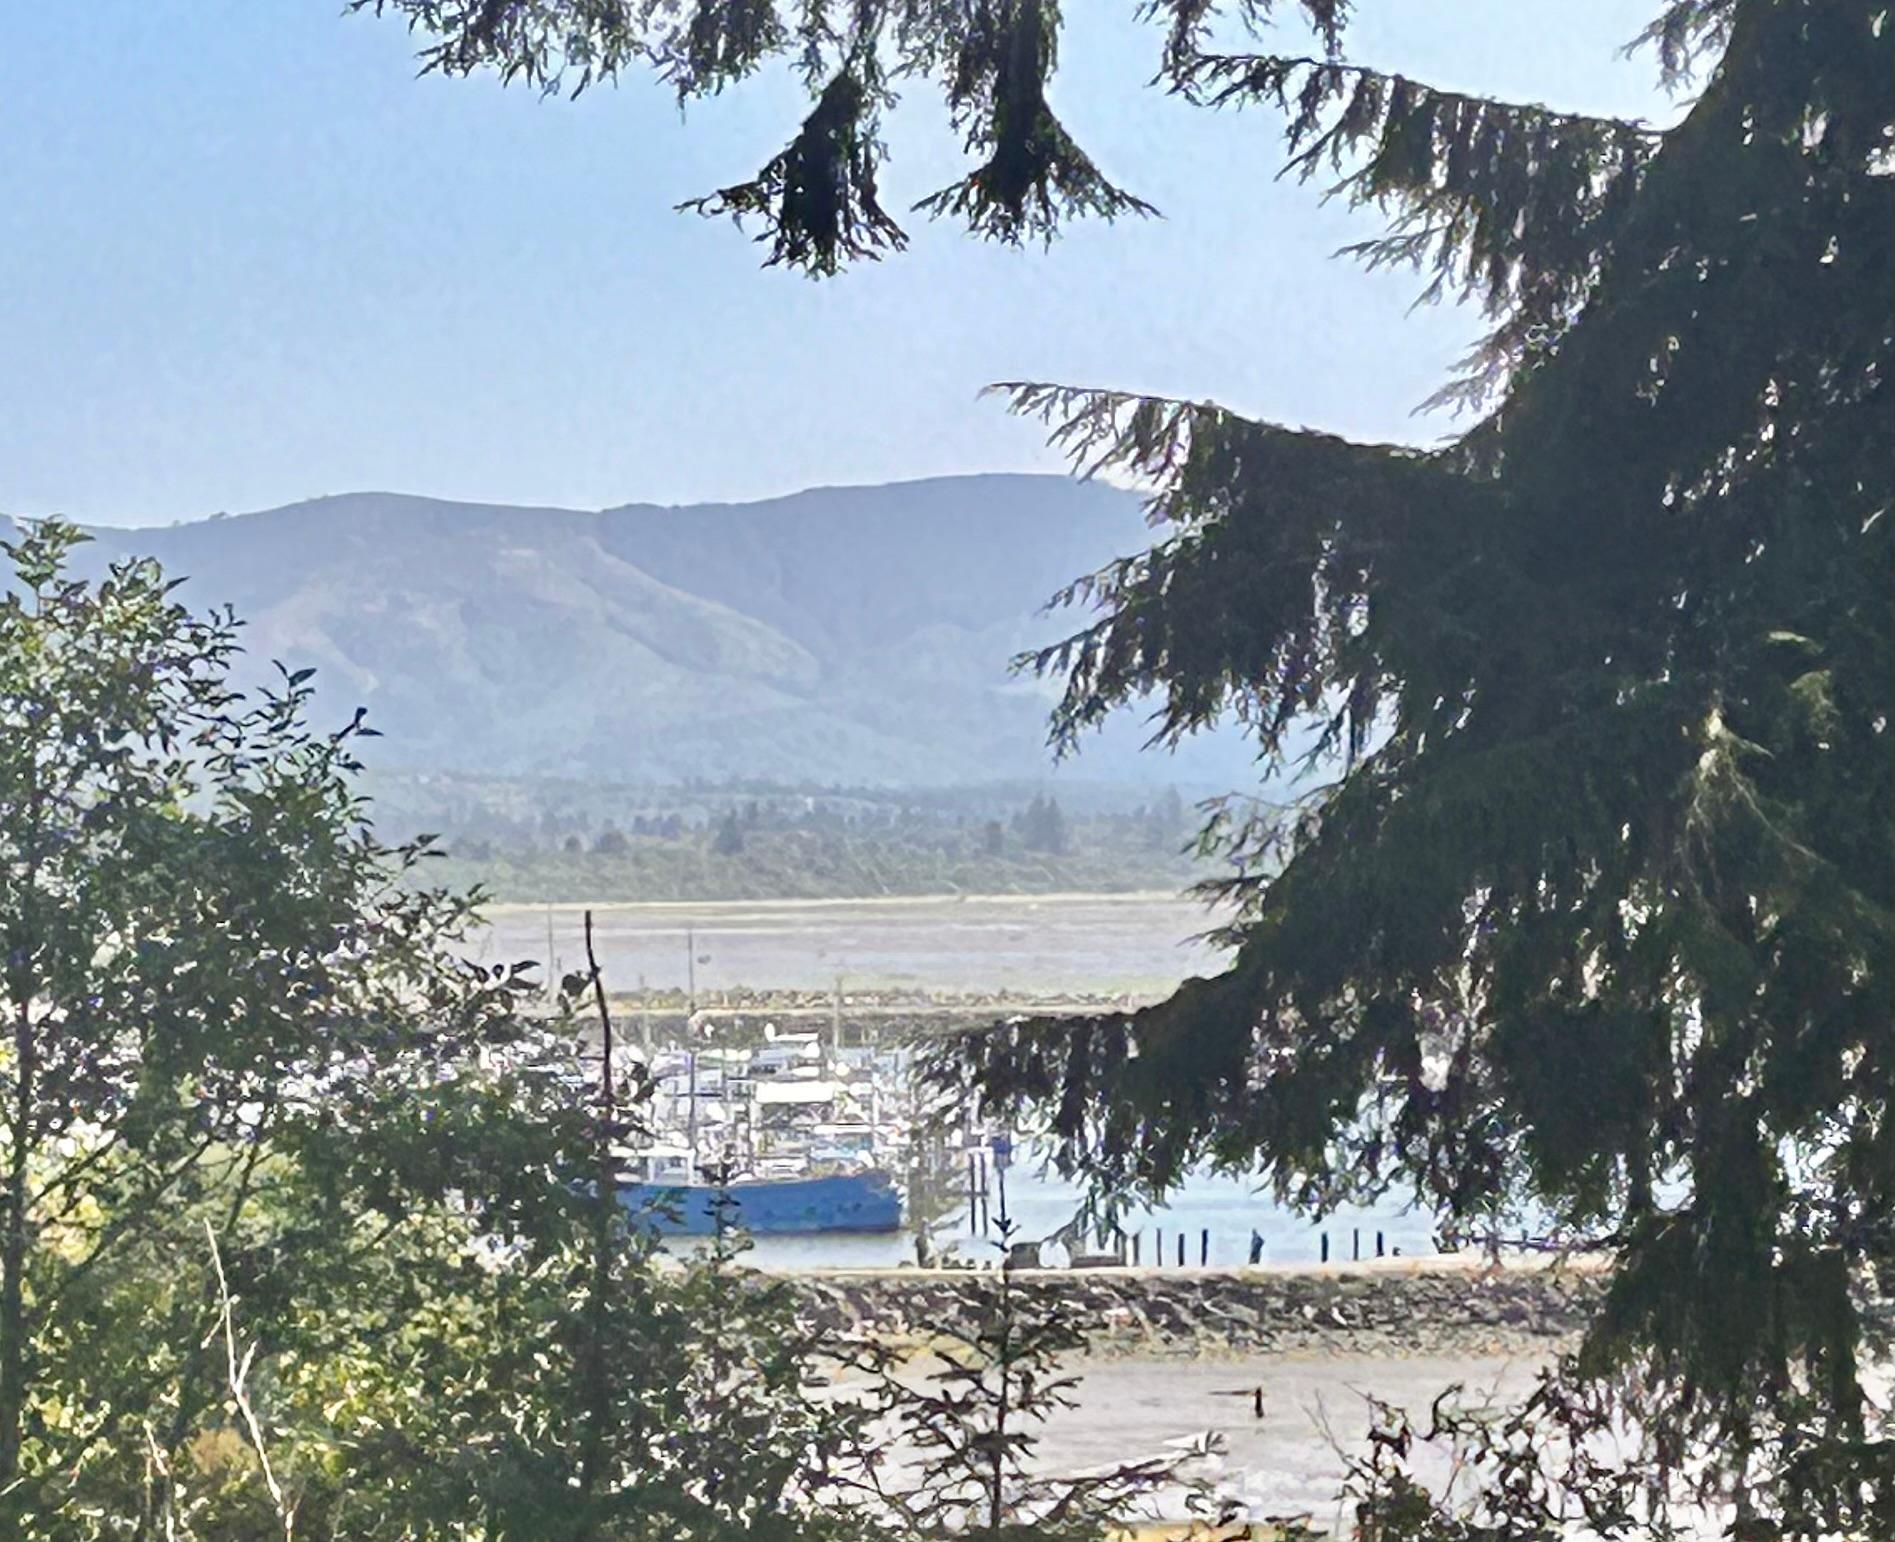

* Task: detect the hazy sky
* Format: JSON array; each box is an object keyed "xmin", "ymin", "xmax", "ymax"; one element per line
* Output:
[{"xmin": 2, "ymin": 2, "xmax": 1674, "ymax": 527}]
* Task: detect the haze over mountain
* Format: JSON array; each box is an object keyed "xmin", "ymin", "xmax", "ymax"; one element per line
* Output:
[{"xmin": 34, "ymin": 475, "xmax": 1255, "ymax": 788}]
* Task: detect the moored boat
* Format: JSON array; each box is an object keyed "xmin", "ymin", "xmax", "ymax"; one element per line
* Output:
[{"xmin": 619, "ymin": 1166, "xmax": 903, "ymax": 1235}]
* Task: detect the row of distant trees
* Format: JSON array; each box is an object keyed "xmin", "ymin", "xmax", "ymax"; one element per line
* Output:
[{"xmin": 438, "ymin": 790, "xmax": 1190, "ymax": 865}]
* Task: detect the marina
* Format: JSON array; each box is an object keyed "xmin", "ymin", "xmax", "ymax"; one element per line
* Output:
[
  {"xmin": 516, "ymin": 894, "xmax": 1442, "ymax": 1266},
  {"xmin": 603, "ymin": 1006, "xmax": 1435, "ymax": 1264}
]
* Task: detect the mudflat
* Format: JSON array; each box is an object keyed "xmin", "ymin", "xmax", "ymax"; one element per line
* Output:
[
  {"xmin": 1046, "ymin": 1348, "xmax": 1547, "ymax": 1527},
  {"xmin": 478, "ymin": 890, "xmax": 1232, "ymax": 996}
]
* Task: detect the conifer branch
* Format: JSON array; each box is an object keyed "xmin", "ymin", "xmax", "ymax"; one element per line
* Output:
[
  {"xmin": 1170, "ymin": 50, "xmax": 1661, "ymax": 405},
  {"xmin": 680, "ymin": 63, "xmax": 909, "ymax": 274}
]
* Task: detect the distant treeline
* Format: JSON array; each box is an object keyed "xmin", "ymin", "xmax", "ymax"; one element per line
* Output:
[{"xmin": 372, "ymin": 775, "xmax": 1206, "ymax": 901}]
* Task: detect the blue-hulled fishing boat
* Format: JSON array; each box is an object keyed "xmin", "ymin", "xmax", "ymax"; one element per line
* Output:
[{"xmin": 620, "ymin": 1166, "xmax": 903, "ymax": 1235}]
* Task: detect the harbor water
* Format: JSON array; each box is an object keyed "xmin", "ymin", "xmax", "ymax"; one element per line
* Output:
[
  {"xmin": 480, "ymin": 892, "xmax": 1438, "ymax": 1270},
  {"xmin": 716, "ymin": 1162, "xmax": 1436, "ymax": 1271}
]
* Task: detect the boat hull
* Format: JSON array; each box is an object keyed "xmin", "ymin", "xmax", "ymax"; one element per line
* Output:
[{"xmin": 620, "ymin": 1169, "xmax": 903, "ymax": 1235}]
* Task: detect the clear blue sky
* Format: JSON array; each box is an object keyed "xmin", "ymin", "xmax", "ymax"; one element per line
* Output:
[{"xmin": 1, "ymin": 2, "xmax": 1672, "ymax": 527}]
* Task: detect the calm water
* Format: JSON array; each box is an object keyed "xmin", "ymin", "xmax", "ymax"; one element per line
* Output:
[
  {"xmin": 474, "ymin": 893, "xmax": 1435, "ymax": 1266},
  {"xmin": 717, "ymin": 1162, "xmax": 1435, "ymax": 1271}
]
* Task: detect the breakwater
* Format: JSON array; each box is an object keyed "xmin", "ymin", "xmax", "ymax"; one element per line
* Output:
[{"xmin": 789, "ymin": 1257, "xmax": 1607, "ymax": 1359}]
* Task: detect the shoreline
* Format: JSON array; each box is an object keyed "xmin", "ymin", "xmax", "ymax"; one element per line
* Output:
[
  {"xmin": 482, "ymin": 888, "xmax": 1217, "ymax": 917},
  {"xmin": 786, "ymin": 1253, "xmax": 1609, "ymax": 1363},
  {"xmin": 782, "ymin": 1252, "xmax": 1607, "ymax": 1281}
]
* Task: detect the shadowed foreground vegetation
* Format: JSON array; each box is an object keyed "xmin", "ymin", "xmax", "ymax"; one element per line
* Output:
[{"xmin": 0, "ymin": 521, "xmax": 1251, "ymax": 1538}]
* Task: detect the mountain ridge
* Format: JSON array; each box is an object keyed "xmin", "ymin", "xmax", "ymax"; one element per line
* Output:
[{"xmin": 9, "ymin": 475, "xmax": 1249, "ymax": 788}]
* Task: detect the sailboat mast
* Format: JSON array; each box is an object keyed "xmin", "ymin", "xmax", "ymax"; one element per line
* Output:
[
  {"xmin": 830, "ymin": 975, "xmax": 842, "ymax": 1072},
  {"xmin": 686, "ymin": 1047, "xmax": 699, "ymax": 1175}
]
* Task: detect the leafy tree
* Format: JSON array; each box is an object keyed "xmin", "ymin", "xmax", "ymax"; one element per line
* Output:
[
  {"xmin": 594, "ymin": 825, "xmax": 631, "ymax": 856},
  {"xmin": 0, "ymin": 518, "xmax": 584, "ymax": 1530},
  {"xmin": 623, "ymin": 1182, "xmax": 869, "ymax": 1541},
  {"xmin": 0, "ymin": 523, "xmax": 874, "ymax": 1540}
]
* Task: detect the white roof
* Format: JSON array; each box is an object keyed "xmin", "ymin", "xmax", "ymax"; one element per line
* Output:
[{"xmin": 753, "ymin": 1079, "xmax": 839, "ymax": 1106}]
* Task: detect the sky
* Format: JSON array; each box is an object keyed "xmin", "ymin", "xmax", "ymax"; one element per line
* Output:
[{"xmin": 0, "ymin": 1, "xmax": 1676, "ymax": 528}]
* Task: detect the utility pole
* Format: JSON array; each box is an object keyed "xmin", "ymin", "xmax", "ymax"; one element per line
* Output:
[
  {"xmin": 686, "ymin": 1047, "xmax": 699, "ymax": 1175},
  {"xmin": 684, "ymin": 927, "xmax": 700, "ymax": 1173},
  {"xmin": 579, "ymin": 909, "xmax": 616, "ymax": 1520}
]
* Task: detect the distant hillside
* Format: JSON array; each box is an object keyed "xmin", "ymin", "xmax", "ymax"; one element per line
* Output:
[{"xmin": 21, "ymin": 475, "xmax": 1254, "ymax": 788}]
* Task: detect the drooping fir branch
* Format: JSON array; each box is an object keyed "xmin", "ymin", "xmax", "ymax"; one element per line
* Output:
[
  {"xmin": 360, "ymin": 0, "xmax": 653, "ymax": 93},
  {"xmin": 680, "ymin": 63, "xmax": 910, "ymax": 274},
  {"xmin": 1628, "ymin": 0, "xmax": 1739, "ymax": 90},
  {"xmin": 1140, "ymin": 0, "xmax": 1350, "ymax": 82},
  {"xmin": 915, "ymin": 0, "xmax": 1158, "ymax": 243},
  {"xmin": 991, "ymin": 380, "xmax": 1491, "ymax": 772},
  {"xmin": 352, "ymin": 0, "xmax": 1697, "ymax": 293},
  {"xmin": 1170, "ymin": 51, "xmax": 1659, "ymax": 406}
]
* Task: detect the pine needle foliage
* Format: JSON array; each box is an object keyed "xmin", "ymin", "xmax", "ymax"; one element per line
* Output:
[
  {"xmin": 352, "ymin": 0, "xmax": 1891, "ymax": 1527},
  {"xmin": 350, "ymin": 0, "xmax": 1346, "ymax": 272},
  {"xmin": 842, "ymin": 1211, "xmax": 1212, "ymax": 1539},
  {"xmin": 928, "ymin": 4, "xmax": 1892, "ymax": 1530}
]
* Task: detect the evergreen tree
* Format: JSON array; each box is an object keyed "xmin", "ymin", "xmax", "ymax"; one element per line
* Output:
[
  {"xmin": 1029, "ymin": 797, "xmax": 1067, "ymax": 856},
  {"xmin": 1014, "ymin": 795, "xmax": 1068, "ymax": 855},
  {"xmin": 961, "ymin": 9, "xmax": 1890, "ymax": 1529},
  {"xmin": 712, "ymin": 811, "xmax": 746, "ymax": 857},
  {"xmin": 847, "ymin": 1210, "xmax": 1212, "ymax": 1539},
  {"xmin": 1146, "ymin": 786, "xmax": 1186, "ymax": 851},
  {"xmin": 357, "ymin": 0, "xmax": 1891, "ymax": 1526}
]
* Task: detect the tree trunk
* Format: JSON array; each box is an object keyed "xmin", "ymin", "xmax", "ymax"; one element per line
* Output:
[
  {"xmin": 578, "ymin": 911, "xmax": 616, "ymax": 1533},
  {"xmin": 0, "ymin": 1009, "xmax": 34, "ymax": 1509},
  {"xmin": 0, "ymin": 752, "xmax": 42, "ymax": 1513}
]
